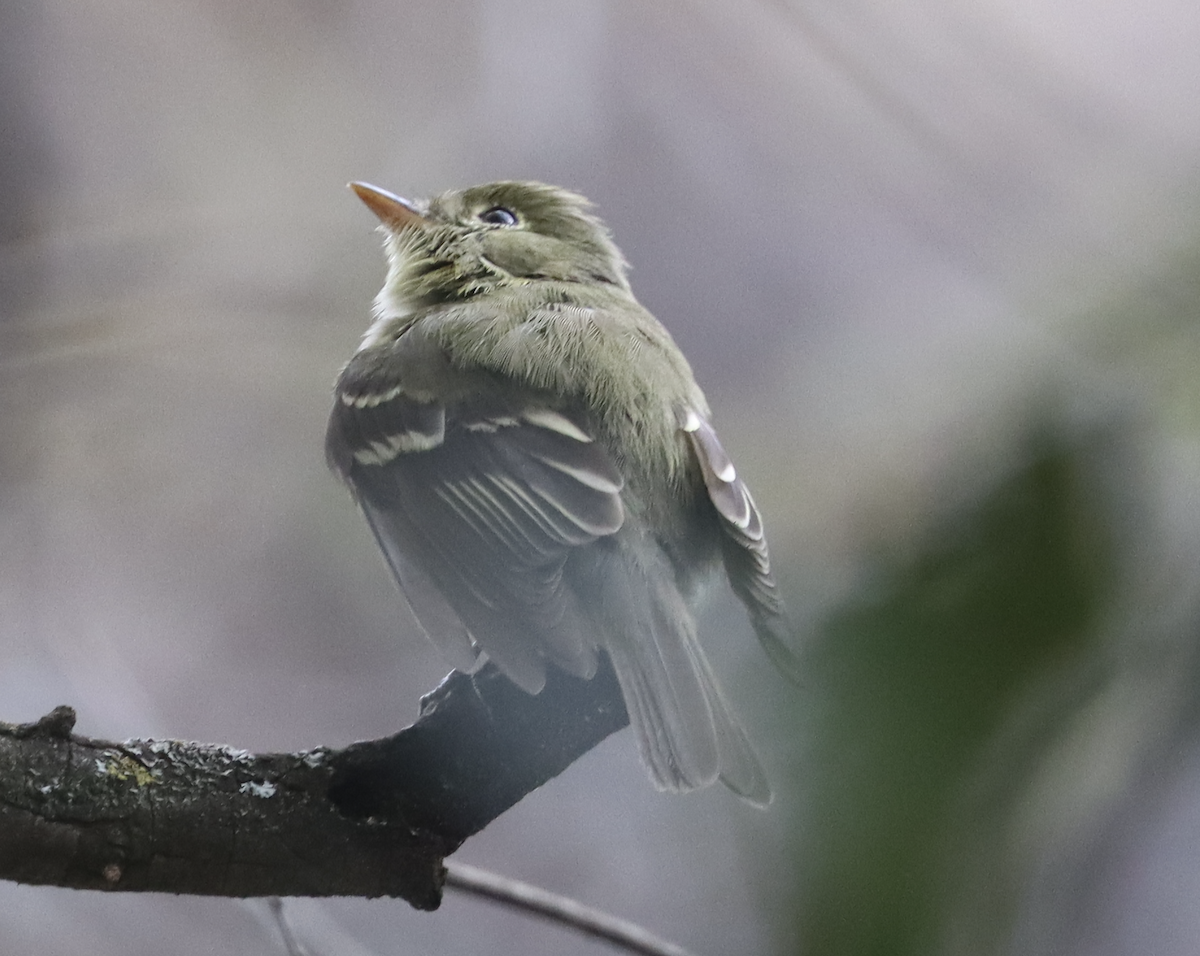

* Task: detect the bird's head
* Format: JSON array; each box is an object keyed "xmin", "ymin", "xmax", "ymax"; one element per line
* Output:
[{"xmin": 351, "ymin": 180, "xmax": 632, "ymax": 321}]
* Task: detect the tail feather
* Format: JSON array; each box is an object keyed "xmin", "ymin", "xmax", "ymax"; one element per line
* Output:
[
  {"xmin": 694, "ymin": 650, "xmax": 772, "ymax": 806},
  {"xmin": 606, "ymin": 636, "xmax": 720, "ymax": 793},
  {"xmin": 588, "ymin": 541, "xmax": 769, "ymax": 803}
]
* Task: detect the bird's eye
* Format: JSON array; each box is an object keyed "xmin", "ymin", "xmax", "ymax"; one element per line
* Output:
[{"xmin": 478, "ymin": 206, "xmax": 518, "ymax": 226}]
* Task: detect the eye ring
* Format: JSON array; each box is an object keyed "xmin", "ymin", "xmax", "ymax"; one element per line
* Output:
[{"xmin": 478, "ymin": 206, "xmax": 518, "ymax": 226}]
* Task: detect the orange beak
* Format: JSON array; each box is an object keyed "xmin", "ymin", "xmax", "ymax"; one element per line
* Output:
[{"xmin": 349, "ymin": 181, "xmax": 428, "ymax": 230}]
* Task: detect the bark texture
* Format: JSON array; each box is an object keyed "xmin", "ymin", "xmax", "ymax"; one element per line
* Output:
[{"xmin": 0, "ymin": 659, "xmax": 630, "ymax": 908}]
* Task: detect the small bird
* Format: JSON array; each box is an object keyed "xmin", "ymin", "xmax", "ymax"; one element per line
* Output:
[{"xmin": 327, "ymin": 181, "xmax": 796, "ymax": 805}]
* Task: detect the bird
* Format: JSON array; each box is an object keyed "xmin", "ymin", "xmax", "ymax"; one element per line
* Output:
[{"xmin": 326, "ymin": 180, "xmax": 796, "ymax": 806}]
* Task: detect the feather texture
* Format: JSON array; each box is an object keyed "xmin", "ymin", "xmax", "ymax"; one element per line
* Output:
[
  {"xmin": 680, "ymin": 406, "xmax": 801, "ymax": 684},
  {"xmin": 332, "ymin": 394, "xmax": 622, "ymax": 691}
]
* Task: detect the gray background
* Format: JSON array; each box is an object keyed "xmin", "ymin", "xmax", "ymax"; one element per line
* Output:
[{"xmin": 4, "ymin": 1, "xmax": 1200, "ymax": 954}]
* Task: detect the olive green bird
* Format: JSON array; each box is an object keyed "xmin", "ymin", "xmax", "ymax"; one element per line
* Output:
[{"xmin": 326, "ymin": 180, "xmax": 797, "ymax": 805}]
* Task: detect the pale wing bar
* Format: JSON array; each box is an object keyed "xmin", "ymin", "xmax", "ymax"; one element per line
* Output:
[{"xmin": 333, "ymin": 391, "xmax": 625, "ymax": 691}]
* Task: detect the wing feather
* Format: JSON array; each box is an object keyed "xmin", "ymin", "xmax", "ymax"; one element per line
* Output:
[
  {"xmin": 680, "ymin": 406, "xmax": 803, "ymax": 684},
  {"xmin": 331, "ymin": 384, "xmax": 620, "ymax": 690}
]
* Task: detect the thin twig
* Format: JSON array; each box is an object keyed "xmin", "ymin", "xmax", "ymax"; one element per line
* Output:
[
  {"xmin": 268, "ymin": 898, "xmax": 316, "ymax": 956},
  {"xmin": 444, "ymin": 861, "xmax": 699, "ymax": 956}
]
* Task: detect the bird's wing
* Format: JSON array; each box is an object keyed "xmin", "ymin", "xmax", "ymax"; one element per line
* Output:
[
  {"xmin": 678, "ymin": 407, "xmax": 802, "ymax": 683},
  {"xmin": 328, "ymin": 364, "xmax": 624, "ymax": 693}
]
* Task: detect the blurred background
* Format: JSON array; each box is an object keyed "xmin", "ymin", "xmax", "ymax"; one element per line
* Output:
[{"xmin": 4, "ymin": 1, "xmax": 1200, "ymax": 953}]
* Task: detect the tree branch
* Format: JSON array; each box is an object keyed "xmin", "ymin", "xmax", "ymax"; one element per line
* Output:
[
  {"xmin": 0, "ymin": 659, "xmax": 630, "ymax": 907},
  {"xmin": 444, "ymin": 860, "xmax": 699, "ymax": 956}
]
